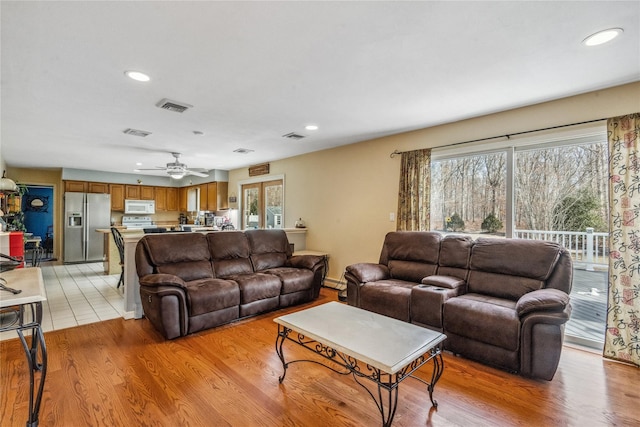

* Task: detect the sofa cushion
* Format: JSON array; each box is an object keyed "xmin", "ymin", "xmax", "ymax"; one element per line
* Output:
[
  {"xmin": 388, "ymin": 260, "xmax": 438, "ymax": 283},
  {"xmin": 227, "ymin": 273, "xmax": 282, "ymax": 305},
  {"xmin": 468, "ymin": 270, "xmax": 544, "ymax": 301},
  {"xmin": 262, "ymin": 267, "xmax": 314, "ymax": 294},
  {"xmin": 360, "ymin": 280, "xmax": 414, "ymax": 322},
  {"xmin": 246, "ymin": 229, "xmax": 290, "ymax": 270},
  {"xmin": 379, "ymin": 231, "xmax": 441, "ymax": 266},
  {"xmin": 444, "ymin": 293, "xmax": 519, "ymax": 351},
  {"xmin": 439, "ymin": 235, "xmax": 473, "ymax": 268},
  {"xmin": 184, "ymin": 278, "xmax": 240, "ymax": 316},
  {"xmin": 207, "ymin": 232, "xmax": 254, "ymax": 277},
  {"xmin": 140, "ymin": 233, "xmax": 213, "ymax": 282},
  {"xmin": 470, "ymin": 238, "xmax": 561, "ymax": 280}
]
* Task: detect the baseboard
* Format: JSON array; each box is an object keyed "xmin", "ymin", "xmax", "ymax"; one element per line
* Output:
[{"xmin": 323, "ymin": 276, "xmax": 346, "ymax": 290}]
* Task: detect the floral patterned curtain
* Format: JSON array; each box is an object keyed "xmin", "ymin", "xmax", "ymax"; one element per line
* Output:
[
  {"xmin": 397, "ymin": 149, "xmax": 431, "ymax": 231},
  {"xmin": 604, "ymin": 113, "xmax": 640, "ymax": 367}
]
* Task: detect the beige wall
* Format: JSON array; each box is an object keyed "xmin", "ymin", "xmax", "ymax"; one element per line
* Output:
[
  {"xmin": 229, "ymin": 81, "xmax": 640, "ymax": 284},
  {"xmin": 5, "ymin": 167, "xmax": 63, "ymax": 259}
]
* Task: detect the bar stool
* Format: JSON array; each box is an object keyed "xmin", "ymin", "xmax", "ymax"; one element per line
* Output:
[{"xmin": 111, "ymin": 227, "xmax": 125, "ymax": 288}]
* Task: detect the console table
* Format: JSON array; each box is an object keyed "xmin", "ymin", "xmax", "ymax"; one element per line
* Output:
[
  {"xmin": 274, "ymin": 302, "xmax": 446, "ymax": 427},
  {"xmin": 0, "ymin": 267, "xmax": 47, "ymax": 427}
]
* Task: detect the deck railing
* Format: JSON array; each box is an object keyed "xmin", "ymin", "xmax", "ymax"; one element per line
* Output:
[{"xmin": 514, "ymin": 228, "xmax": 608, "ymax": 270}]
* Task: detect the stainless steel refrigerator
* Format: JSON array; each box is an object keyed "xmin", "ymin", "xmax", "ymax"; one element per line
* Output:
[{"xmin": 64, "ymin": 192, "xmax": 111, "ymax": 263}]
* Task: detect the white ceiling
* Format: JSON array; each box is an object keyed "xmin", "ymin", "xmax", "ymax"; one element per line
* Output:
[{"xmin": 1, "ymin": 1, "xmax": 639, "ymax": 178}]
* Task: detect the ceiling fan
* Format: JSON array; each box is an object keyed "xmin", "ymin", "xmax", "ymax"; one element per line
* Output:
[{"xmin": 136, "ymin": 152, "xmax": 209, "ymax": 180}]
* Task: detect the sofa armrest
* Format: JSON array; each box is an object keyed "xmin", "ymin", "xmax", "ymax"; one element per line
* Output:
[
  {"xmin": 287, "ymin": 254, "xmax": 324, "ymax": 271},
  {"xmin": 516, "ymin": 288, "xmax": 570, "ymax": 317},
  {"xmin": 345, "ymin": 263, "xmax": 390, "ymax": 283},
  {"xmin": 421, "ymin": 275, "xmax": 465, "ymax": 290},
  {"xmin": 139, "ymin": 273, "xmax": 187, "ymax": 289}
]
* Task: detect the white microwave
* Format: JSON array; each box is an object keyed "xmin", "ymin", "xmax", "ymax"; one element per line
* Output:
[{"xmin": 124, "ymin": 200, "xmax": 155, "ymax": 214}]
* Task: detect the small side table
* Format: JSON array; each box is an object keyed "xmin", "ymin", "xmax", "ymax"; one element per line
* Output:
[{"xmin": 0, "ymin": 267, "xmax": 47, "ymax": 427}]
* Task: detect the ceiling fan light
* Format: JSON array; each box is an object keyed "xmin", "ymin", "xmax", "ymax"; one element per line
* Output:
[{"xmin": 168, "ymin": 170, "xmax": 185, "ymax": 179}]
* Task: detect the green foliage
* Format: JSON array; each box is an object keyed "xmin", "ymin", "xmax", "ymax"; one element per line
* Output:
[
  {"xmin": 552, "ymin": 190, "xmax": 607, "ymax": 232},
  {"xmin": 249, "ymin": 197, "xmax": 258, "ymax": 215},
  {"xmin": 449, "ymin": 213, "xmax": 465, "ymax": 231},
  {"xmin": 481, "ymin": 213, "xmax": 503, "ymax": 233}
]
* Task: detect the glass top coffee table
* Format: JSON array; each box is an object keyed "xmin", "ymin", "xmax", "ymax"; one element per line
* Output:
[{"xmin": 274, "ymin": 302, "xmax": 446, "ymax": 427}]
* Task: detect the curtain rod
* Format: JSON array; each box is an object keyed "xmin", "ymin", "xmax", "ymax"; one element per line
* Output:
[{"xmin": 390, "ymin": 117, "xmax": 607, "ymax": 158}]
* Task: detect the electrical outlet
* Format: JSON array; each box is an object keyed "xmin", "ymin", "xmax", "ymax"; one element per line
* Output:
[{"xmin": 389, "ymin": 212, "xmax": 395, "ymax": 222}]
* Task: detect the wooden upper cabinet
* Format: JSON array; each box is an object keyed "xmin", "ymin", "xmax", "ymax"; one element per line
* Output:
[
  {"xmin": 125, "ymin": 185, "xmax": 140, "ymax": 200},
  {"xmin": 217, "ymin": 182, "xmax": 229, "ymax": 210},
  {"xmin": 166, "ymin": 187, "xmax": 178, "ymax": 211},
  {"xmin": 206, "ymin": 183, "xmax": 217, "ymax": 211},
  {"xmin": 155, "ymin": 187, "xmax": 167, "ymax": 211},
  {"xmin": 192, "ymin": 182, "xmax": 229, "ymax": 211},
  {"xmin": 88, "ymin": 182, "xmax": 109, "ymax": 194},
  {"xmin": 178, "ymin": 187, "xmax": 188, "ymax": 212},
  {"xmin": 140, "ymin": 186, "xmax": 154, "ymax": 200},
  {"xmin": 110, "ymin": 184, "xmax": 125, "ymax": 211},
  {"xmin": 64, "ymin": 180, "xmax": 88, "ymax": 193},
  {"xmin": 199, "ymin": 184, "xmax": 208, "ymax": 211}
]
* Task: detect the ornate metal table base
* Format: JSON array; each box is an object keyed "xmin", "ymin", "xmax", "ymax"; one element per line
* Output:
[
  {"xmin": 275, "ymin": 325, "xmax": 444, "ymax": 427},
  {"xmin": 1, "ymin": 302, "xmax": 47, "ymax": 427}
]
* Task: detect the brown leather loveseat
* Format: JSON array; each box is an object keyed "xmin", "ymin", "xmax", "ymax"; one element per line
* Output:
[
  {"xmin": 135, "ymin": 229, "xmax": 325, "ymax": 339},
  {"xmin": 345, "ymin": 231, "xmax": 573, "ymax": 380}
]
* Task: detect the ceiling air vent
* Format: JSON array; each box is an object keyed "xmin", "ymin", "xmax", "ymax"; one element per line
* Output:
[
  {"xmin": 123, "ymin": 128, "xmax": 152, "ymax": 137},
  {"xmin": 156, "ymin": 98, "xmax": 193, "ymax": 113},
  {"xmin": 233, "ymin": 148, "xmax": 255, "ymax": 154},
  {"xmin": 282, "ymin": 132, "xmax": 306, "ymax": 140}
]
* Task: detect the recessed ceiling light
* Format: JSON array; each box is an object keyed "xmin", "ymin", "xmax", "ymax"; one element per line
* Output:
[
  {"xmin": 136, "ymin": 162, "xmax": 142, "ymax": 166},
  {"xmin": 305, "ymin": 124, "xmax": 319, "ymax": 131},
  {"xmin": 582, "ymin": 28, "xmax": 623, "ymax": 46},
  {"xmin": 125, "ymin": 70, "xmax": 151, "ymax": 82}
]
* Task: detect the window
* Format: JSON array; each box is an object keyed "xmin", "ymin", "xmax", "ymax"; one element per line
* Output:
[
  {"xmin": 430, "ymin": 151, "xmax": 506, "ymax": 234},
  {"xmin": 240, "ymin": 177, "xmax": 284, "ymax": 230},
  {"xmin": 430, "ymin": 125, "xmax": 609, "ymax": 349}
]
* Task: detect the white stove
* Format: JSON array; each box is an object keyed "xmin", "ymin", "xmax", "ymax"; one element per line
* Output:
[{"xmin": 122, "ymin": 216, "xmax": 156, "ymax": 230}]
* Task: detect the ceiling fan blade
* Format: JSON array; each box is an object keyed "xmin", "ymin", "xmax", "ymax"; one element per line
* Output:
[
  {"xmin": 186, "ymin": 170, "xmax": 209, "ymax": 178},
  {"xmin": 135, "ymin": 167, "xmax": 165, "ymax": 171}
]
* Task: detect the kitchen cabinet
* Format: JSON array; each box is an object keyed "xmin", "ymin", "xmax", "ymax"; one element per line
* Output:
[
  {"xmin": 217, "ymin": 182, "xmax": 228, "ymax": 210},
  {"xmin": 140, "ymin": 186, "xmax": 154, "ymax": 200},
  {"xmin": 203, "ymin": 182, "xmax": 228, "ymax": 211},
  {"xmin": 110, "ymin": 184, "xmax": 125, "ymax": 211},
  {"xmin": 179, "ymin": 187, "xmax": 188, "ymax": 212},
  {"xmin": 88, "ymin": 182, "xmax": 109, "ymax": 194},
  {"xmin": 125, "ymin": 185, "xmax": 140, "ymax": 200},
  {"xmin": 155, "ymin": 187, "xmax": 167, "ymax": 211},
  {"xmin": 64, "ymin": 181, "xmax": 88, "ymax": 193},
  {"xmin": 199, "ymin": 184, "xmax": 208, "ymax": 211},
  {"xmin": 166, "ymin": 187, "xmax": 178, "ymax": 211}
]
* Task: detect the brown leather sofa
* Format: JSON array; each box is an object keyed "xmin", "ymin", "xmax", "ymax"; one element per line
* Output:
[
  {"xmin": 135, "ymin": 229, "xmax": 325, "ymax": 339},
  {"xmin": 345, "ymin": 231, "xmax": 573, "ymax": 380}
]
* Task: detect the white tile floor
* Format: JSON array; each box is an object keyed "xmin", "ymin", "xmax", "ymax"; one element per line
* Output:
[{"xmin": 1, "ymin": 262, "xmax": 124, "ymax": 341}]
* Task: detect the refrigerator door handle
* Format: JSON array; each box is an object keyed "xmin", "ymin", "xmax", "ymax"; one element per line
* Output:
[{"xmin": 84, "ymin": 195, "xmax": 89, "ymax": 260}]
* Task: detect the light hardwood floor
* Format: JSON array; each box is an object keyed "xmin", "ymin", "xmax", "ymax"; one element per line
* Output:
[{"xmin": 1, "ymin": 288, "xmax": 639, "ymax": 427}]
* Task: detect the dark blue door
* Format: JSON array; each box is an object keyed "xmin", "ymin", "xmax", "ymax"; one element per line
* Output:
[{"xmin": 23, "ymin": 186, "xmax": 54, "ymax": 245}]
